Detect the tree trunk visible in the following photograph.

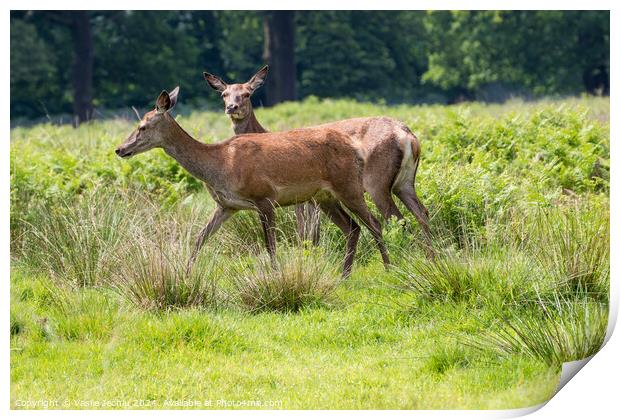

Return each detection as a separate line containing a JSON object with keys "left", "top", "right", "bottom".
{"left": 70, "top": 11, "right": 94, "bottom": 125}
{"left": 262, "top": 11, "right": 296, "bottom": 106}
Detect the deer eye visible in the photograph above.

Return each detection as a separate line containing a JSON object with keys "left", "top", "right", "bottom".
{"left": 139, "top": 126, "right": 145, "bottom": 131}
{"left": 222, "top": 92, "right": 229, "bottom": 98}
{"left": 242, "top": 93, "right": 250, "bottom": 98}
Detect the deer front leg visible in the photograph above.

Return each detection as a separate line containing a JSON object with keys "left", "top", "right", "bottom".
{"left": 187, "top": 205, "right": 235, "bottom": 274}
{"left": 256, "top": 200, "right": 277, "bottom": 267}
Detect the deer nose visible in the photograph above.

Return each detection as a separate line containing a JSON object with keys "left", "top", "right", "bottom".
{"left": 226, "top": 104, "right": 239, "bottom": 112}
{"left": 115, "top": 148, "right": 122, "bottom": 156}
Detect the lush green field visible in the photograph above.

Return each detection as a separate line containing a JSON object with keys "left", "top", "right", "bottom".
{"left": 10, "top": 97, "right": 609, "bottom": 409}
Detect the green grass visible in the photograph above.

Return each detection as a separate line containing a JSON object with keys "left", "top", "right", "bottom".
{"left": 10, "top": 96, "right": 609, "bottom": 409}
{"left": 10, "top": 265, "right": 558, "bottom": 409}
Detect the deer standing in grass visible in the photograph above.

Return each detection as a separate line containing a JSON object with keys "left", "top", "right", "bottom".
{"left": 204, "top": 67, "right": 321, "bottom": 245}
{"left": 115, "top": 87, "right": 390, "bottom": 277}
{"left": 204, "top": 66, "right": 433, "bottom": 255}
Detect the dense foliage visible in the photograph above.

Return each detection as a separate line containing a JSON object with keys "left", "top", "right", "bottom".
{"left": 10, "top": 97, "right": 609, "bottom": 251}
{"left": 10, "top": 11, "right": 609, "bottom": 120}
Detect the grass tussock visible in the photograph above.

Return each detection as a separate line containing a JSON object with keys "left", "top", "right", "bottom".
{"left": 220, "top": 208, "right": 301, "bottom": 253}
{"left": 21, "top": 188, "right": 140, "bottom": 287}
{"left": 125, "top": 311, "right": 246, "bottom": 354}
{"left": 10, "top": 312, "right": 24, "bottom": 337}
{"left": 229, "top": 245, "right": 341, "bottom": 313}
{"left": 39, "top": 286, "right": 118, "bottom": 341}
{"left": 395, "top": 245, "right": 532, "bottom": 304}
{"left": 110, "top": 216, "right": 223, "bottom": 311}
{"left": 529, "top": 202, "right": 609, "bottom": 299}
{"left": 469, "top": 295, "right": 608, "bottom": 367}
{"left": 397, "top": 254, "right": 477, "bottom": 302}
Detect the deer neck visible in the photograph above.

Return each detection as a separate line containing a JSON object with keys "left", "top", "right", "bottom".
{"left": 231, "top": 106, "right": 267, "bottom": 134}
{"left": 161, "top": 117, "right": 225, "bottom": 188}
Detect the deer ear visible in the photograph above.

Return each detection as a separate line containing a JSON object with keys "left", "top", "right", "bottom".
{"left": 203, "top": 72, "right": 227, "bottom": 92}
{"left": 156, "top": 90, "right": 171, "bottom": 113}
{"left": 247, "top": 65, "right": 269, "bottom": 92}
{"left": 168, "top": 86, "right": 180, "bottom": 109}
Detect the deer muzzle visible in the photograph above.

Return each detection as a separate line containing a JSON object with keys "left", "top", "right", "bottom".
{"left": 115, "top": 146, "right": 134, "bottom": 158}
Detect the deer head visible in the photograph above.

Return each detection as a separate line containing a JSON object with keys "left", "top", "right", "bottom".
{"left": 115, "top": 87, "right": 179, "bottom": 158}
{"left": 203, "top": 65, "right": 268, "bottom": 120}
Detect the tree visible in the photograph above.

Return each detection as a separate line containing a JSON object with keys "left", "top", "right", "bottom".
{"left": 70, "top": 11, "right": 94, "bottom": 125}
{"left": 262, "top": 11, "right": 296, "bottom": 105}
{"left": 296, "top": 11, "right": 428, "bottom": 102}
{"left": 421, "top": 11, "right": 610, "bottom": 101}
{"left": 93, "top": 11, "right": 202, "bottom": 110}
{"left": 9, "top": 11, "right": 610, "bottom": 121}
{"left": 21, "top": 11, "right": 94, "bottom": 124}
{"left": 10, "top": 17, "right": 58, "bottom": 119}
{"left": 576, "top": 11, "right": 610, "bottom": 95}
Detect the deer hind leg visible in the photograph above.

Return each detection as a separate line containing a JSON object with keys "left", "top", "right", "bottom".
{"left": 338, "top": 195, "right": 390, "bottom": 269}
{"left": 366, "top": 183, "right": 403, "bottom": 222}
{"left": 187, "top": 205, "right": 235, "bottom": 274}
{"left": 294, "top": 204, "right": 306, "bottom": 243}
{"left": 394, "top": 185, "right": 434, "bottom": 258}
{"left": 256, "top": 200, "right": 277, "bottom": 267}
{"left": 306, "top": 201, "right": 321, "bottom": 246}
{"left": 295, "top": 202, "right": 321, "bottom": 246}
{"left": 318, "top": 200, "right": 360, "bottom": 278}
{"left": 363, "top": 143, "right": 403, "bottom": 222}
{"left": 392, "top": 141, "right": 434, "bottom": 257}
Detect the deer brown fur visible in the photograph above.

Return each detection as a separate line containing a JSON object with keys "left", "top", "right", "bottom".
{"left": 204, "top": 66, "right": 433, "bottom": 255}
{"left": 115, "top": 87, "right": 390, "bottom": 277}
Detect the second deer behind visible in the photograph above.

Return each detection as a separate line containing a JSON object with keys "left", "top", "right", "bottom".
{"left": 204, "top": 65, "right": 434, "bottom": 257}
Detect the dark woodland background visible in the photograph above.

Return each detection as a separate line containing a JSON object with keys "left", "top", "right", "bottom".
{"left": 10, "top": 11, "right": 610, "bottom": 124}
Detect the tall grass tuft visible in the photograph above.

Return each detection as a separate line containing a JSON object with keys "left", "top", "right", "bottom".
{"left": 529, "top": 201, "right": 609, "bottom": 300}
{"left": 468, "top": 294, "right": 608, "bottom": 367}
{"left": 228, "top": 243, "right": 341, "bottom": 313}
{"left": 397, "top": 253, "right": 477, "bottom": 302}
{"left": 395, "top": 235, "right": 538, "bottom": 305}
{"left": 22, "top": 187, "right": 140, "bottom": 287}
{"left": 110, "top": 212, "right": 223, "bottom": 311}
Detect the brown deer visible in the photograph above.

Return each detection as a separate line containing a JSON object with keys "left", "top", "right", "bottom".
{"left": 115, "top": 87, "right": 390, "bottom": 277}
{"left": 204, "top": 66, "right": 320, "bottom": 246}
{"left": 204, "top": 66, "right": 433, "bottom": 255}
